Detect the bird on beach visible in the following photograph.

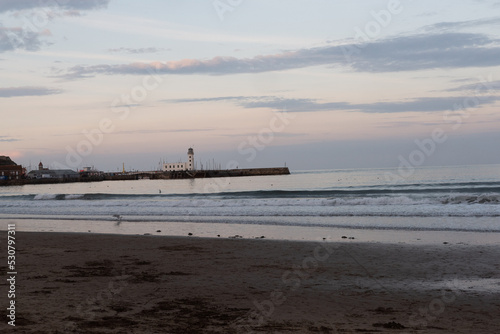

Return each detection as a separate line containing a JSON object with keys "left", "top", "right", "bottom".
{"left": 113, "top": 214, "right": 122, "bottom": 226}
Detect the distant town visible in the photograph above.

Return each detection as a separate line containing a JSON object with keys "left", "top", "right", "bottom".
{"left": 0, "top": 148, "right": 289, "bottom": 186}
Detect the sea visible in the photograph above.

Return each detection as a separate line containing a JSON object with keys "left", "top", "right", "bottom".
{"left": 1, "top": 164, "right": 499, "bottom": 243}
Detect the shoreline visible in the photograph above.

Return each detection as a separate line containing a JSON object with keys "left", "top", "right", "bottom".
{"left": 1, "top": 231, "right": 499, "bottom": 333}
{"left": 1, "top": 217, "right": 500, "bottom": 246}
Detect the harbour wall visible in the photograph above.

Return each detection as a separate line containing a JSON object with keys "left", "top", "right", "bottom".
{"left": 153, "top": 167, "right": 290, "bottom": 179}
{"left": 0, "top": 167, "right": 290, "bottom": 185}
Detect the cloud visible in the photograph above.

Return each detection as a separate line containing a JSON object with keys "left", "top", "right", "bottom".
{"left": 108, "top": 47, "right": 169, "bottom": 54}
{"left": 346, "top": 96, "right": 500, "bottom": 113}
{"left": 0, "top": 86, "right": 63, "bottom": 98}
{"left": 345, "top": 32, "right": 500, "bottom": 72}
{"left": 422, "top": 17, "right": 500, "bottom": 32}
{"left": 111, "top": 128, "right": 214, "bottom": 135}
{"left": 168, "top": 96, "right": 270, "bottom": 104}
{"left": 63, "top": 10, "right": 82, "bottom": 17}
{"left": 447, "top": 79, "right": 500, "bottom": 92}
{"left": 0, "top": 1, "right": 110, "bottom": 53}
{"left": 0, "top": 26, "right": 44, "bottom": 52}
{"left": 221, "top": 132, "right": 305, "bottom": 138}
{"left": 169, "top": 95, "right": 500, "bottom": 114}
{"left": 168, "top": 96, "right": 317, "bottom": 112}
{"left": 59, "top": 32, "right": 500, "bottom": 79}
{"left": 0, "top": 136, "right": 19, "bottom": 142}
{"left": 0, "top": 0, "right": 110, "bottom": 13}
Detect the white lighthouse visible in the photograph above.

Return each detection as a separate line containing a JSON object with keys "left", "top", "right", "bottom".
{"left": 187, "top": 147, "right": 194, "bottom": 171}
{"left": 162, "top": 148, "right": 195, "bottom": 171}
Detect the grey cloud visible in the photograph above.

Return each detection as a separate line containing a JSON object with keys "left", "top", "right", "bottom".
{"left": 112, "top": 128, "right": 214, "bottom": 135}
{"left": 0, "top": 136, "right": 19, "bottom": 142}
{"left": 60, "top": 32, "right": 500, "bottom": 79}
{"left": 108, "top": 47, "right": 169, "bottom": 54}
{"left": 237, "top": 97, "right": 354, "bottom": 112}
{"left": 170, "top": 95, "right": 500, "bottom": 114}
{"left": 351, "top": 96, "right": 500, "bottom": 113}
{"left": 375, "top": 121, "right": 443, "bottom": 128}
{"left": 0, "top": 26, "right": 43, "bottom": 52}
{"left": 63, "top": 10, "right": 82, "bottom": 16}
{"left": 0, "top": 0, "right": 110, "bottom": 13}
{"left": 110, "top": 103, "right": 142, "bottom": 109}
{"left": 451, "top": 78, "right": 477, "bottom": 83}
{"left": 447, "top": 80, "right": 500, "bottom": 92}
{"left": 422, "top": 17, "right": 500, "bottom": 32}
{"left": 345, "top": 32, "right": 500, "bottom": 72}
{"left": 0, "top": 86, "right": 63, "bottom": 98}
{"left": 221, "top": 132, "right": 305, "bottom": 138}
{"left": 168, "top": 96, "right": 270, "bottom": 103}
{"left": 0, "top": 0, "right": 110, "bottom": 53}
{"left": 52, "top": 128, "right": 214, "bottom": 137}
{"left": 168, "top": 96, "right": 323, "bottom": 111}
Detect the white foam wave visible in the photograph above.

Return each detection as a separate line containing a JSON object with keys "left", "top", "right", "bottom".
{"left": 64, "top": 194, "right": 84, "bottom": 200}
{"left": 33, "top": 194, "right": 57, "bottom": 200}
{"left": 121, "top": 195, "right": 499, "bottom": 208}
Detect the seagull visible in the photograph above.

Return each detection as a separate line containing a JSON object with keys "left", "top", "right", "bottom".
{"left": 113, "top": 214, "right": 122, "bottom": 226}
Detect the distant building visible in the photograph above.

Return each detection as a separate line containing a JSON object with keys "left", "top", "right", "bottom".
{"left": 27, "top": 161, "right": 79, "bottom": 179}
{"left": 38, "top": 161, "right": 48, "bottom": 170}
{"left": 162, "top": 148, "right": 194, "bottom": 172}
{"left": 79, "top": 166, "right": 104, "bottom": 179}
{"left": 0, "top": 156, "right": 23, "bottom": 180}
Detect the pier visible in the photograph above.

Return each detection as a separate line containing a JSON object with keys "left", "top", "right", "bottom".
{"left": 0, "top": 150, "right": 290, "bottom": 186}
{"left": 105, "top": 167, "right": 290, "bottom": 180}
{"left": 0, "top": 167, "right": 290, "bottom": 186}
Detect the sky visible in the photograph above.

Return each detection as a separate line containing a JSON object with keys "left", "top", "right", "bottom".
{"left": 1, "top": 0, "right": 500, "bottom": 172}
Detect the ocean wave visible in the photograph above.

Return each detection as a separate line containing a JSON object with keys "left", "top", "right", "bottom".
{"left": 441, "top": 194, "right": 500, "bottom": 204}
{"left": 33, "top": 194, "right": 59, "bottom": 200}
{"left": 32, "top": 194, "right": 85, "bottom": 200}
{"left": 3, "top": 182, "right": 500, "bottom": 202}
{"left": 1, "top": 195, "right": 499, "bottom": 218}
{"left": 17, "top": 192, "right": 500, "bottom": 206}
{"left": 0, "top": 179, "right": 498, "bottom": 221}
{"left": 64, "top": 194, "right": 85, "bottom": 200}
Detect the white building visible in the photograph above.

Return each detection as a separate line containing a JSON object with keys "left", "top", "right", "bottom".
{"left": 162, "top": 148, "right": 194, "bottom": 172}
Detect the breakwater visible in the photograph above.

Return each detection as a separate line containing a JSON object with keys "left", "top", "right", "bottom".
{"left": 107, "top": 167, "right": 290, "bottom": 180}
{"left": 153, "top": 167, "right": 290, "bottom": 179}
{"left": 0, "top": 167, "right": 290, "bottom": 186}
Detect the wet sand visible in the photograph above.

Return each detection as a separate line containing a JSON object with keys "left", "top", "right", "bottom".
{"left": 1, "top": 231, "right": 499, "bottom": 333}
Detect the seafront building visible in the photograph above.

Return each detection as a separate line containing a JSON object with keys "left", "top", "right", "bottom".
{"left": 27, "top": 161, "right": 79, "bottom": 180}
{"left": 162, "top": 148, "right": 195, "bottom": 172}
{"left": 0, "top": 156, "right": 23, "bottom": 180}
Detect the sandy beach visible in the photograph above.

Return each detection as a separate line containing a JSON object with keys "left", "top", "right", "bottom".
{"left": 1, "top": 231, "right": 499, "bottom": 333}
